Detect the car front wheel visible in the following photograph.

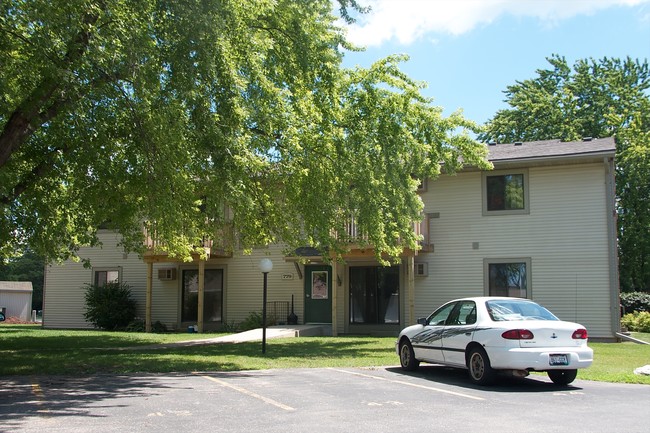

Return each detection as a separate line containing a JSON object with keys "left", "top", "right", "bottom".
{"left": 467, "top": 346, "right": 496, "bottom": 385}
{"left": 547, "top": 369, "right": 577, "bottom": 385}
{"left": 399, "top": 340, "right": 420, "bottom": 371}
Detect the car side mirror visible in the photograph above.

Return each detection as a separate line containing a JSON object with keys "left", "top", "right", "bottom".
{"left": 417, "top": 317, "right": 427, "bottom": 325}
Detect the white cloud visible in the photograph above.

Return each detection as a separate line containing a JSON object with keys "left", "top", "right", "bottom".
{"left": 344, "top": 0, "right": 650, "bottom": 47}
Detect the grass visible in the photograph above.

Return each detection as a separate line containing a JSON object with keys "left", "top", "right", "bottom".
{"left": 1, "top": 325, "right": 649, "bottom": 385}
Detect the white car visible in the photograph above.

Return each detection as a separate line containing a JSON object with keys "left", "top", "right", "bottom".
{"left": 396, "top": 297, "right": 593, "bottom": 385}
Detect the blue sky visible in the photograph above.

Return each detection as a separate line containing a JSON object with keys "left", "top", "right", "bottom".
{"left": 340, "top": 0, "right": 650, "bottom": 125}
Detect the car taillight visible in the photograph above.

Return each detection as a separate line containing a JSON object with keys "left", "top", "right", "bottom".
{"left": 501, "top": 329, "right": 534, "bottom": 340}
{"left": 572, "top": 329, "right": 588, "bottom": 339}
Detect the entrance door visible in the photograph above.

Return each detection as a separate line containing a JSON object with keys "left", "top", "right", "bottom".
{"left": 304, "top": 265, "right": 332, "bottom": 323}
{"left": 182, "top": 268, "right": 223, "bottom": 323}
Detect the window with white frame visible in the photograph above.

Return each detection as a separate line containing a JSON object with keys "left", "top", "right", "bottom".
{"left": 482, "top": 170, "right": 529, "bottom": 215}
{"left": 484, "top": 259, "right": 531, "bottom": 298}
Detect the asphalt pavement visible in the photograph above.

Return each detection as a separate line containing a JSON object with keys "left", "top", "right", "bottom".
{"left": 2, "top": 366, "right": 649, "bottom": 433}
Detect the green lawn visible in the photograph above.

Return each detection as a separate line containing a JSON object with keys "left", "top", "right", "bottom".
{"left": 1, "top": 325, "right": 649, "bottom": 384}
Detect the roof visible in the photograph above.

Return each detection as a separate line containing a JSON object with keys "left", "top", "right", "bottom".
{"left": 0, "top": 281, "right": 33, "bottom": 292}
{"left": 487, "top": 137, "right": 616, "bottom": 163}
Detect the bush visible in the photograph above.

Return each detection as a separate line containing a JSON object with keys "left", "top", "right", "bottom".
{"left": 125, "top": 319, "right": 168, "bottom": 333}
{"left": 620, "top": 292, "right": 650, "bottom": 314}
{"left": 621, "top": 311, "right": 650, "bottom": 333}
{"left": 84, "top": 282, "right": 137, "bottom": 330}
{"left": 238, "top": 311, "right": 276, "bottom": 331}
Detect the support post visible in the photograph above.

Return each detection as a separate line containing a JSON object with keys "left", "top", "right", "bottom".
{"left": 331, "top": 258, "right": 338, "bottom": 337}
{"left": 407, "top": 255, "right": 415, "bottom": 325}
{"left": 146, "top": 261, "right": 153, "bottom": 333}
{"left": 198, "top": 258, "right": 205, "bottom": 333}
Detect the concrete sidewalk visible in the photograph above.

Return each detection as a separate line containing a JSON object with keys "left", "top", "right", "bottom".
{"left": 161, "top": 324, "right": 332, "bottom": 348}
{"left": 121, "top": 325, "right": 331, "bottom": 351}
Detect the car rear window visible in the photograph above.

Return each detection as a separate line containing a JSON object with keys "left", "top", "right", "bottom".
{"left": 486, "top": 300, "right": 558, "bottom": 322}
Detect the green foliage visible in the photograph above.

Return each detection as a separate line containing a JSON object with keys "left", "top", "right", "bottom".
{"left": 620, "top": 291, "right": 650, "bottom": 313}
{"left": 621, "top": 311, "right": 650, "bottom": 333}
{"left": 125, "top": 318, "right": 168, "bottom": 333}
{"left": 480, "top": 55, "right": 650, "bottom": 291}
{"left": 238, "top": 311, "right": 277, "bottom": 331}
{"left": 0, "top": 1, "right": 490, "bottom": 265}
{"left": 83, "top": 282, "right": 137, "bottom": 330}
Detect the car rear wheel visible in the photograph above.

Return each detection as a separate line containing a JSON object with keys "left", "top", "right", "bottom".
{"left": 467, "top": 347, "right": 496, "bottom": 385}
{"left": 399, "top": 340, "right": 420, "bottom": 371}
{"left": 547, "top": 369, "right": 577, "bottom": 385}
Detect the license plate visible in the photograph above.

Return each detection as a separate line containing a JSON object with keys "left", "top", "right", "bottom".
{"left": 549, "top": 354, "right": 569, "bottom": 366}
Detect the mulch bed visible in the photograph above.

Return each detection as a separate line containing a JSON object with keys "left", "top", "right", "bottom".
{"left": 1, "top": 316, "right": 35, "bottom": 324}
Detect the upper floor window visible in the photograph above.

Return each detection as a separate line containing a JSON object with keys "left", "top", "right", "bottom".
{"left": 482, "top": 170, "right": 529, "bottom": 215}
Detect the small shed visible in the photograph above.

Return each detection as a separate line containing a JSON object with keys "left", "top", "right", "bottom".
{"left": 0, "top": 281, "right": 33, "bottom": 322}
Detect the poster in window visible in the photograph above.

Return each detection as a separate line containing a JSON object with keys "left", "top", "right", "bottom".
{"left": 311, "top": 271, "right": 328, "bottom": 299}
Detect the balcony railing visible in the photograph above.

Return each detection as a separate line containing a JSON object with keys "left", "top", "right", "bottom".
{"left": 143, "top": 223, "right": 234, "bottom": 259}
{"left": 336, "top": 215, "right": 427, "bottom": 252}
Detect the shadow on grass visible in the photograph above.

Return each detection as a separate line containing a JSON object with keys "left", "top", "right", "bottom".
{"left": 1, "top": 331, "right": 396, "bottom": 376}
{"left": 0, "top": 325, "right": 177, "bottom": 351}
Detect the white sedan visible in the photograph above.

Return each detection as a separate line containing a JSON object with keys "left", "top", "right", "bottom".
{"left": 396, "top": 297, "right": 593, "bottom": 385}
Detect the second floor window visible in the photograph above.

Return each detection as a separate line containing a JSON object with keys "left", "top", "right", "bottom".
{"left": 483, "top": 170, "right": 529, "bottom": 215}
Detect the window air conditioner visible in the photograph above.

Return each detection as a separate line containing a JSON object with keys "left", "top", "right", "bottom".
{"left": 157, "top": 268, "right": 177, "bottom": 281}
{"left": 415, "top": 262, "right": 428, "bottom": 277}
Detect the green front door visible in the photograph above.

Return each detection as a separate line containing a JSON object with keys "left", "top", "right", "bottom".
{"left": 304, "top": 265, "right": 332, "bottom": 323}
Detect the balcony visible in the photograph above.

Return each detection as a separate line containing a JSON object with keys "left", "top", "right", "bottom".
{"left": 142, "top": 224, "right": 234, "bottom": 263}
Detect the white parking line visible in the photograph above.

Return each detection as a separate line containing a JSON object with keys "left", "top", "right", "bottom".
{"left": 330, "top": 368, "right": 485, "bottom": 401}
{"left": 198, "top": 374, "right": 296, "bottom": 412}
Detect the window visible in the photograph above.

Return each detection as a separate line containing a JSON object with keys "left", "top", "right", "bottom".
{"left": 484, "top": 259, "right": 531, "bottom": 298}
{"left": 482, "top": 170, "right": 529, "bottom": 215}
{"left": 182, "top": 269, "right": 224, "bottom": 323}
{"left": 94, "top": 268, "right": 120, "bottom": 286}
{"left": 349, "top": 266, "right": 399, "bottom": 324}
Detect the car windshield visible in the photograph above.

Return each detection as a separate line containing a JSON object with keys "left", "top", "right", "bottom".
{"left": 486, "top": 299, "right": 558, "bottom": 322}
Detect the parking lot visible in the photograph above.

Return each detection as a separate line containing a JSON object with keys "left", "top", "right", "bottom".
{"left": 2, "top": 366, "right": 650, "bottom": 433}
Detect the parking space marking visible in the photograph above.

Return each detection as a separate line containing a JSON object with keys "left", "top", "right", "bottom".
{"left": 198, "top": 375, "right": 296, "bottom": 412}
{"left": 331, "top": 369, "right": 485, "bottom": 401}
{"left": 30, "top": 381, "right": 50, "bottom": 414}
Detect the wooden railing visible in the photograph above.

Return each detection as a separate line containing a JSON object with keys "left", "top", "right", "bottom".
{"left": 143, "top": 223, "right": 234, "bottom": 258}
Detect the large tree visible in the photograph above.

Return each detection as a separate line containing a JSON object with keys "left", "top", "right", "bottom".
{"left": 480, "top": 55, "right": 650, "bottom": 291}
{"left": 0, "top": 0, "right": 489, "bottom": 264}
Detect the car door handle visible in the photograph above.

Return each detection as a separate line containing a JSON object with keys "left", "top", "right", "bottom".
{"left": 465, "top": 332, "right": 472, "bottom": 336}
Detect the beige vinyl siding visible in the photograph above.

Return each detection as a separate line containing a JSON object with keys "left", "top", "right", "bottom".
{"left": 416, "top": 162, "right": 615, "bottom": 338}
{"left": 44, "top": 231, "right": 137, "bottom": 328}
{"left": 221, "top": 245, "right": 303, "bottom": 325}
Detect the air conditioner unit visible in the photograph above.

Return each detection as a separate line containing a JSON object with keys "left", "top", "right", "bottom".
{"left": 415, "top": 262, "right": 428, "bottom": 277}
{"left": 157, "top": 268, "right": 177, "bottom": 281}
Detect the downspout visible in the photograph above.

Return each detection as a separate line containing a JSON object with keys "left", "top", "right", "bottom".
{"left": 605, "top": 156, "right": 620, "bottom": 338}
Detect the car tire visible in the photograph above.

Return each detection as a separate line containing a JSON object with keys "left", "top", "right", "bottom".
{"left": 547, "top": 369, "right": 578, "bottom": 385}
{"left": 467, "top": 346, "right": 496, "bottom": 385}
{"left": 399, "top": 340, "right": 420, "bottom": 371}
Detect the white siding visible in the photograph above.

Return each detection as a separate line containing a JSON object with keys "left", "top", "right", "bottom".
{"left": 0, "top": 282, "right": 33, "bottom": 321}
{"left": 415, "top": 162, "right": 616, "bottom": 338}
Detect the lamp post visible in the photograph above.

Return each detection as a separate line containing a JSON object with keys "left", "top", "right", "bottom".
{"left": 259, "top": 258, "right": 273, "bottom": 354}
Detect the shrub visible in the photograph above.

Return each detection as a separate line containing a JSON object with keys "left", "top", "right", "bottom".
{"left": 84, "top": 282, "right": 137, "bottom": 330}
{"left": 125, "top": 318, "right": 168, "bottom": 333}
{"left": 621, "top": 311, "right": 650, "bottom": 333}
{"left": 620, "top": 292, "right": 650, "bottom": 314}
{"left": 238, "top": 311, "right": 276, "bottom": 331}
